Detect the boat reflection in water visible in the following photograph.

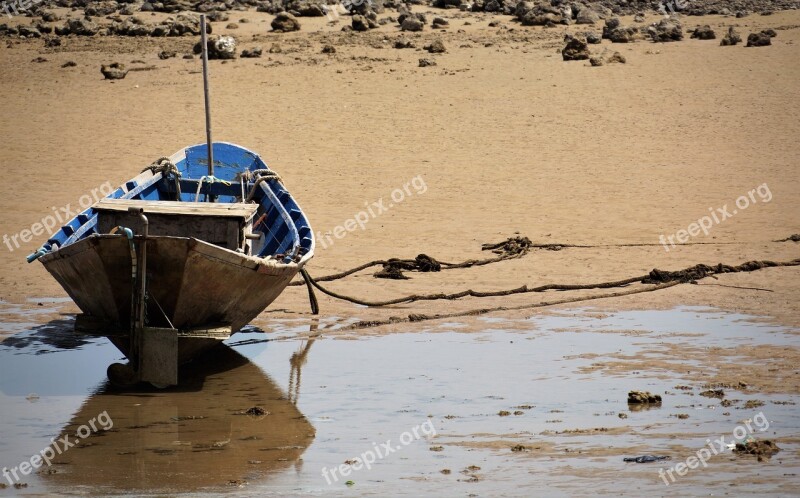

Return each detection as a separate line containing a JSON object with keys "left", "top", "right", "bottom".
{"left": 42, "top": 343, "right": 316, "bottom": 494}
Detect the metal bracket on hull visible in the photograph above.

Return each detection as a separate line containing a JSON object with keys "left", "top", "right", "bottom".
{"left": 139, "top": 327, "right": 178, "bottom": 387}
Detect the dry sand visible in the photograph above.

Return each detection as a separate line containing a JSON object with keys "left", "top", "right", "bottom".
{"left": 3, "top": 9, "right": 797, "bottom": 331}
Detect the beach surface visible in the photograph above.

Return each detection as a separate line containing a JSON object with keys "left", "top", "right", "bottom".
{"left": 0, "top": 6, "right": 798, "bottom": 496}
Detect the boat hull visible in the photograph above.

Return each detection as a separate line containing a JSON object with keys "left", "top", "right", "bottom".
{"left": 40, "top": 234, "right": 298, "bottom": 360}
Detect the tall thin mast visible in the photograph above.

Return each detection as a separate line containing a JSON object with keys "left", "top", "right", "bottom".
{"left": 200, "top": 14, "right": 214, "bottom": 192}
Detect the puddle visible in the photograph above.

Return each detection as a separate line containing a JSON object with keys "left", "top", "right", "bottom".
{"left": 0, "top": 305, "right": 798, "bottom": 496}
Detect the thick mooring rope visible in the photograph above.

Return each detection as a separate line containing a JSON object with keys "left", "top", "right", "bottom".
{"left": 290, "top": 235, "right": 799, "bottom": 328}
{"left": 289, "top": 236, "right": 762, "bottom": 285}
{"left": 142, "top": 157, "right": 181, "bottom": 199}
{"left": 346, "top": 281, "right": 683, "bottom": 329}
{"left": 303, "top": 258, "right": 799, "bottom": 309}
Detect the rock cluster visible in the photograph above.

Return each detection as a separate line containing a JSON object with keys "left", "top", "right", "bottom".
{"left": 647, "top": 17, "right": 683, "bottom": 42}
{"left": 100, "top": 62, "right": 128, "bottom": 79}
{"left": 691, "top": 25, "right": 716, "bottom": 39}
{"left": 720, "top": 26, "right": 743, "bottom": 45}
{"left": 193, "top": 35, "right": 237, "bottom": 59}
{"left": 562, "top": 34, "right": 589, "bottom": 60}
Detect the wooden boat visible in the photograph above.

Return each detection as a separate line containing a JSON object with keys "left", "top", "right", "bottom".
{"left": 27, "top": 142, "right": 314, "bottom": 386}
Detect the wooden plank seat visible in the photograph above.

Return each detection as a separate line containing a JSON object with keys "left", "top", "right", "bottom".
{"left": 94, "top": 199, "right": 258, "bottom": 251}
{"left": 94, "top": 198, "right": 258, "bottom": 219}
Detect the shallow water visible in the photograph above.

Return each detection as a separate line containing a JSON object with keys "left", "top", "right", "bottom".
{"left": 0, "top": 305, "right": 798, "bottom": 496}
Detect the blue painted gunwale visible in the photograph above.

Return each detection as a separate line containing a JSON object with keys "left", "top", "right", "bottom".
{"left": 29, "top": 142, "right": 314, "bottom": 265}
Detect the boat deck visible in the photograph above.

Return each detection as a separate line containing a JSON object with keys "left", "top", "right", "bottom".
{"left": 94, "top": 198, "right": 258, "bottom": 219}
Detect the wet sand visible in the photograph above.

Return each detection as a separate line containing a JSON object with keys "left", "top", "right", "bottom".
{"left": 0, "top": 4, "right": 799, "bottom": 497}
{"left": 1, "top": 308, "right": 799, "bottom": 495}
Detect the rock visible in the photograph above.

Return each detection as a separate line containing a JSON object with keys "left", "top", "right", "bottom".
{"left": 633, "top": 13, "right": 645, "bottom": 22}
{"left": 101, "top": 62, "right": 128, "bottom": 80}
{"left": 418, "top": 58, "right": 436, "bottom": 67}
{"left": 226, "top": 23, "right": 239, "bottom": 29}
{"left": 608, "top": 27, "right": 637, "bottom": 43}
{"left": 44, "top": 36, "right": 61, "bottom": 48}
{"left": 607, "top": 51, "right": 626, "bottom": 63}
{"left": 193, "top": 35, "right": 237, "bottom": 59}
{"left": 183, "top": 53, "right": 194, "bottom": 59}
{"left": 18, "top": 26, "right": 42, "bottom": 38}
{"left": 576, "top": 6, "right": 599, "bottom": 25}
{"left": 85, "top": 1, "right": 119, "bottom": 17}
{"left": 41, "top": 11, "right": 60, "bottom": 22}
{"left": 761, "top": 28, "right": 777, "bottom": 37}
{"left": 352, "top": 15, "right": 370, "bottom": 31}
{"left": 271, "top": 12, "right": 300, "bottom": 32}
{"left": 245, "top": 406, "right": 267, "bottom": 416}
{"left": 394, "top": 36, "right": 415, "bottom": 48}
{"left": 520, "top": 12, "right": 560, "bottom": 27}
{"left": 148, "top": 0, "right": 193, "bottom": 13}
{"left": 57, "top": 18, "right": 99, "bottom": 36}
{"left": 561, "top": 35, "right": 589, "bottom": 61}
{"left": 648, "top": 17, "right": 683, "bottom": 42}
{"left": 241, "top": 46, "right": 262, "bottom": 58}
{"left": 432, "top": 17, "right": 449, "bottom": 28}
{"left": 691, "top": 25, "right": 715, "bottom": 40}
{"left": 589, "top": 56, "right": 603, "bottom": 66}
{"left": 35, "top": 22, "right": 52, "bottom": 35}
{"left": 699, "top": 389, "right": 725, "bottom": 398}
{"left": 321, "top": 44, "right": 335, "bottom": 54}
{"left": 169, "top": 14, "right": 204, "bottom": 36}
{"left": 295, "top": 3, "right": 326, "bottom": 17}
{"left": 424, "top": 38, "right": 446, "bottom": 53}
{"left": 433, "top": 0, "right": 464, "bottom": 7}
{"left": 150, "top": 24, "right": 170, "bottom": 37}
{"left": 586, "top": 32, "right": 601, "bottom": 44}
{"left": 517, "top": 2, "right": 566, "bottom": 26}
{"left": 158, "top": 50, "right": 176, "bottom": 59}
{"left": 348, "top": 0, "right": 382, "bottom": 16}
{"left": 207, "top": 10, "right": 229, "bottom": 22}
{"left": 398, "top": 10, "right": 426, "bottom": 25}
{"left": 733, "top": 439, "right": 781, "bottom": 459}
{"left": 32, "top": 56, "right": 47, "bottom": 63}
{"left": 401, "top": 17, "right": 424, "bottom": 32}
{"left": 746, "top": 32, "right": 771, "bottom": 46}
{"left": 627, "top": 391, "right": 662, "bottom": 404}
{"left": 602, "top": 17, "right": 620, "bottom": 38}
{"left": 268, "top": 43, "right": 282, "bottom": 53}
{"left": 61, "top": 60, "right": 77, "bottom": 68}
{"left": 112, "top": 17, "right": 154, "bottom": 36}
{"left": 720, "top": 26, "right": 741, "bottom": 45}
